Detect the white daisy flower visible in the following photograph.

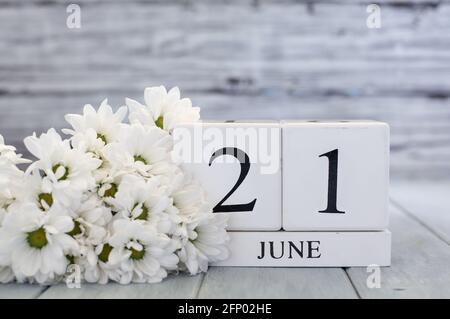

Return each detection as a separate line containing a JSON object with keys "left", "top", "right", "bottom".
{"left": 102, "top": 124, "right": 175, "bottom": 179}
{"left": 63, "top": 99, "right": 127, "bottom": 145}
{"left": 70, "top": 128, "right": 107, "bottom": 157}
{"left": 62, "top": 194, "right": 114, "bottom": 282}
{"left": 0, "top": 204, "right": 78, "bottom": 283}
{"left": 24, "top": 128, "right": 101, "bottom": 205}
{"left": 97, "top": 175, "right": 121, "bottom": 201}
{"left": 68, "top": 128, "right": 114, "bottom": 183}
{"left": 0, "top": 265, "right": 14, "bottom": 283}
{"left": 11, "top": 171, "right": 70, "bottom": 214}
{"left": 127, "top": 86, "right": 200, "bottom": 132}
{"left": 171, "top": 180, "right": 211, "bottom": 217}
{"left": 81, "top": 241, "right": 122, "bottom": 284}
{"left": 0, "top": 176, "right": 19, "bottom": 212}
{"left": 65, "top": 194, "right": 112, "bottom": 246}
{"left": 0, "top": 134, "right": 30, "bottom": 166}
{"left": 177, "top": 213, "right": 229, "bottom": 275}
{"left": 107, "top": 174, "right": 175, "bottom": 233}
{"left": 0, "top": 135, "right": 29, "bottom": 210}
{"left": 108, "top": 219, "right": 179, "bottom": 284}
{"left": 70, "top": 194, "right": 112, "bottom": 229}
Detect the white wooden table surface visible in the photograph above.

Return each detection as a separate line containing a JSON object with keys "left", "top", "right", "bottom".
{"left": 0, "top": 181, "right": 448, "bottom": 299}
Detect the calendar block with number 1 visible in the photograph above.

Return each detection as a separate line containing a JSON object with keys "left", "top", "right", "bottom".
{"left": 282, "top": 120, "right": 389, "bottom": 231}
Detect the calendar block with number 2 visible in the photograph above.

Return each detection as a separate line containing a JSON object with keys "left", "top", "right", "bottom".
{"left": 173, "top": 121, "right": 281, "bottom": 231}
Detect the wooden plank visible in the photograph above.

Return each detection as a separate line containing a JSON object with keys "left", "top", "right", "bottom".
{"left": 198, "top": 267, "right": 358, "bottom": 298}
{"left": 38, "top": 273, "right": 204, "bottom": 299}
{"left": 0, "top": 284, "right": 47, "bottom": 299}
{"left": 0, "top": 2, "right": 450, "bottom": 97}
{"left": 346, "top": 204, "right": 450, "bottom": 298}
{"left": 390, "top": 181, "right": 450, "bottom": 244}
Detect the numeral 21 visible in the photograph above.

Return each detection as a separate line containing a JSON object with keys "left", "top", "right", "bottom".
{"left": 210, "top": 147, "right": 345, "bottom": 215}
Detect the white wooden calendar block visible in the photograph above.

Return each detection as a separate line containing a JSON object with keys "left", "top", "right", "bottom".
{"left": 213, "top": 230, "right": 391, "bottom": 267}
{"left": 173, "top": 121, "right": 281, "bottom": 230}
{"left": 282, "top": 120, "right": 389, "bottom": 231}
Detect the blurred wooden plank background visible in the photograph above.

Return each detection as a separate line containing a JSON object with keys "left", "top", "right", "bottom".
{"left": 0, "top": 0, "right": 449, "bottom": 179}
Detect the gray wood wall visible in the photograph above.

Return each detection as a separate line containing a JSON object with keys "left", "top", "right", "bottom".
{"left": 1, "top": 0, "right": 449, "bottom": 180}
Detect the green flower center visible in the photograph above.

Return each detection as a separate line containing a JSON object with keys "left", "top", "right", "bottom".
{"left": 26, "top": 227, "right": 48, "bottom": 249}
{"left": 38, "top": 193, "right": 53, "bottom": 209}
{"left": 52, "top": 163, "right": 69, "bottom": 181}
{"left": 133, "top": 155, "right": 147, "bottom": 164}
{"left": 155, "top": 116, "right": 164, "bottom": 129}
{"left": 96, "top": 133, "right": 107, "bottom": 144}
{"left": 98, "top": 243, "right": 113, "bottom": 263}
{"left": 66, "top": 255, "right": 75, "bottom": 265}
{"left": 133, "top": 203, "right": 149, "bottom": 220}
{"left": 129, "top": 246, "right": 145, "bottom": 260}
{"left": 103, "top": 183, "right": 118, "bottom": 198}
{"left": 67, "top": 220, "right": 82, "bottom": 237}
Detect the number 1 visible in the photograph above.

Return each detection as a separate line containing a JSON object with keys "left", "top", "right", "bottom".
{"left": 319, "top": 149, "right": 345, "bottom": 214}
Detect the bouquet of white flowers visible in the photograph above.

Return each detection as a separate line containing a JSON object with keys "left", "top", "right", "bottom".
{"left": 0, "top": 86, "right": 229, "bottom": 284}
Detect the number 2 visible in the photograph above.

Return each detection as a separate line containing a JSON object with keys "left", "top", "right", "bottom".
{"left": 209, "top": 147, "right": 257, "bottom": 213}
{"left": 319, "top": 149, "right": 345, "bottom": 214}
